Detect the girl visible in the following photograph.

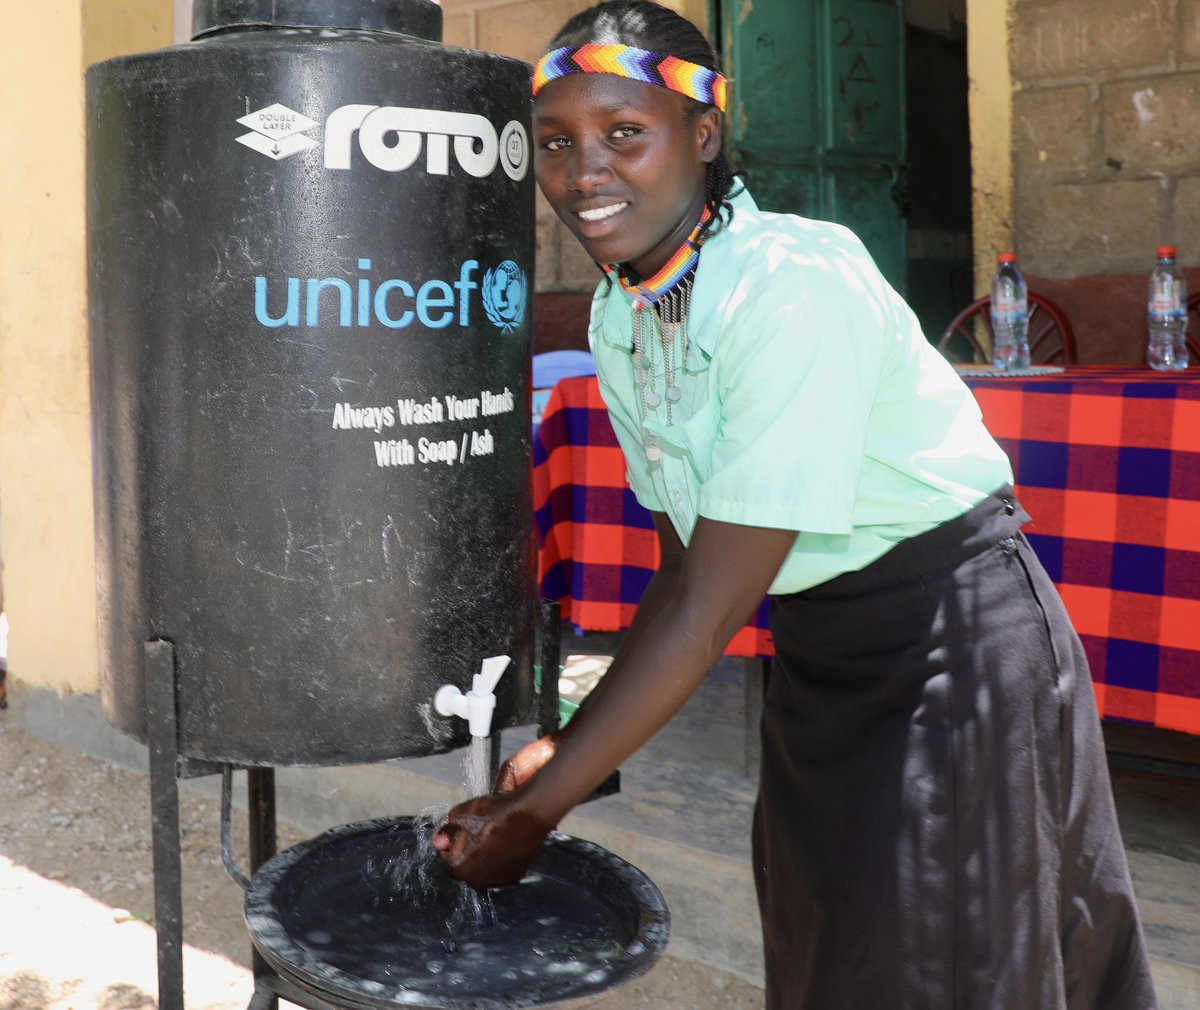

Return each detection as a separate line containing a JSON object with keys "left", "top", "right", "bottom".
{"left": 435, "top": 3, "right": 1157, "bottom": 1006}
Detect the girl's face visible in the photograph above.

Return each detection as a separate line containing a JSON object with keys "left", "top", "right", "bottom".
{"left": 534, "top": 73, "right": 721, "bottom": 279}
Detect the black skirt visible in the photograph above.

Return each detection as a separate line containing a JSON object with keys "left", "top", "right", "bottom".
{"left": 754, "top": 488, "right": 1157, "bottom": 1009}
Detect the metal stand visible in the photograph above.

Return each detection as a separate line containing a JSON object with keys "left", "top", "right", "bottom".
{"left": 143, "top": 608, "right": 585, "bottom": 1010}
{"left": 226, "top": 766, "right": 282, "bottom": 1010}
{"left": 143, "top": 638, "right": 289, "bottom": 1010}
{"left": 538, "top": 599, "right": 562, "bottom": 739}
{"left": 144, "top": 640, "right": 185, "bottom": 1010}
{"left": 744, "top": 658, "right": 770, "bottom": 782}
{"left": 247, "top": 767, "right": 278, "bottom": 1004}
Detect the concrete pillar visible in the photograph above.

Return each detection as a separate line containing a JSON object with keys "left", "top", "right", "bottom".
{"left": 174, "top": 0, "right": 193, "bottom": 43}
{"left": 966, "top": 0, "right": 1014, "bottom": 295}
{"left": 0, "top": 1, "right": 172, "bottom": 696}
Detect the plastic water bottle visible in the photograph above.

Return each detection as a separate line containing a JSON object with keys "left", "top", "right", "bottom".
{"left": 1147, "top": 245, "right": 1188, "bottom": 371}
{"left": 990, "top": 252, "right": 1031, "bottom": 370}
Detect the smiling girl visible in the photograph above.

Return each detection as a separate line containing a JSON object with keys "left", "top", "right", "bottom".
{"left": 433, "top": 3, "right": 1157, "bottom": 1006}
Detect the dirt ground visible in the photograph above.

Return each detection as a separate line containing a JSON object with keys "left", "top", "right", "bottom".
{"left": 0, "top": 716, "right": 766, "bottom": 1010}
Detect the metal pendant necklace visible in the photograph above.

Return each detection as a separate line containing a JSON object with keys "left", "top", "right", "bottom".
{"left": 631, "top": 271, "right": 696, "bottom": 461}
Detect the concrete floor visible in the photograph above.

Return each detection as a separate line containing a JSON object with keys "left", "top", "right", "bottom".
{"left": 9, "top": 630, "right": 1200, "bottom": 1006}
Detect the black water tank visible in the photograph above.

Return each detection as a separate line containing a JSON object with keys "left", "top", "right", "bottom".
{"left": 87, "top": 0, "right": 536, "bottom": 766}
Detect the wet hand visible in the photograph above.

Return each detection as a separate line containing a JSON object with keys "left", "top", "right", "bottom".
{"left": 432, "top": 791, "right": 554, "bottom": 890}
{"left": 493, "top": 732, "right": 565, "bottom": 793}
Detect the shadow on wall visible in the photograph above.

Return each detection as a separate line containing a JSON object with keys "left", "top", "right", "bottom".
{"left": 535, "top": 292, "right": 592, "bottom": 354}
{"left": 1026, "top": 267, "right": 1200, "bottom": 365}
{"left": 1, "top": 613, "right": 8, "bottom": 709}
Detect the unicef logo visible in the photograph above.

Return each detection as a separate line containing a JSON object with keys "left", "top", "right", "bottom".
{"left": 482, "top": 261, "right": 528, "bottom": 333}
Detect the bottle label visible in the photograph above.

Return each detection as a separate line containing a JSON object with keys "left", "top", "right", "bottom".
{"left": 1150, "top": 275, "right": 1183, "bottom": 315}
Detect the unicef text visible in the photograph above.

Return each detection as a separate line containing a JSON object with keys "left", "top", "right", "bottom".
{"left": 252, "top": 255, "right": 526, "bottom": 470}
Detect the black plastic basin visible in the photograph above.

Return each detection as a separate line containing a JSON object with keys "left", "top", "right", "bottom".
{"left": 244, "top": 815, "right": 670, "bottom": 1009}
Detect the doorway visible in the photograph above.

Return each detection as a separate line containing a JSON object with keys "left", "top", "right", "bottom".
{"left": 712, "top": 0, "right": 972, "bottom": 341}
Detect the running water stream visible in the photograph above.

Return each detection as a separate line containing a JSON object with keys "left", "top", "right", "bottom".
{"left": 378, "top": 735, "right": 499, "bottom": 947}
{"left": 465, "top": 734, "right": 490, "bottom": 798}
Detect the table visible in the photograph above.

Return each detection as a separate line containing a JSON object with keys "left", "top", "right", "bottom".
{"left": 963, "top": 365, "right": 1200, "bottom": 735}
{"left": 532, "top": 368, "right": 1200, "bottom": 735}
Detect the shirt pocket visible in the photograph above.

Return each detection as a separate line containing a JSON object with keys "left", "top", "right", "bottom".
{"left": 644, "top": 393, "right": 722, "bottom": 484}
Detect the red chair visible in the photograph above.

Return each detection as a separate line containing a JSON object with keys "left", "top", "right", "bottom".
{"left": 1187, "top": 291, "right": 1200, "bottom": 363}
{"left": 937, "top": 293, "right": 1077, "bottom": 365}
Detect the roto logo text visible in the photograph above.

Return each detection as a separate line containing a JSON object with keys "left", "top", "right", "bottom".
{"left": 324, "top": 105, "right": 529, "bottom": 181}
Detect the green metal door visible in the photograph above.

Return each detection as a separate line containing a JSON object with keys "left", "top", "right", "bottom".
{"left": 714, "top": 0, "right": 907, "bottom": 291}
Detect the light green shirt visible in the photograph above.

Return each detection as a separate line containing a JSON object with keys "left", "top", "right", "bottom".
{"left": 588, "top": 188, "right": 1014, "bottom": 594}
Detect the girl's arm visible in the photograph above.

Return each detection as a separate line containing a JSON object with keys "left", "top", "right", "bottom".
{"left": 433, "top": 514, "right": 796, "bottom": 888}
{"left": 490, "top": 511, "right": 686, "bottom": 793}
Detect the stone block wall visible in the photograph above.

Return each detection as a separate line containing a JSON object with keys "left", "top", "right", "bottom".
{"left": 1010, "top": 0, "right": 1200, "bottom": 361}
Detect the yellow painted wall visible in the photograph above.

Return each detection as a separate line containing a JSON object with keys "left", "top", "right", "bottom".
{"left": 83, "top": 1, "right": 173, "bottom": 68}
{"left": 0, "top": 1, "right": 172, "bottom": 695}
{"left": 965, "top": 0, "right": 1014, "bottom": 296}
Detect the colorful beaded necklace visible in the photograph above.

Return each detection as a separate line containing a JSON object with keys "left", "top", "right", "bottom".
{"left": 607, "top": 205, "right": 714, "bottom": 461}
{"left": 603, "top": 204, "right": 713, "bottom": 308}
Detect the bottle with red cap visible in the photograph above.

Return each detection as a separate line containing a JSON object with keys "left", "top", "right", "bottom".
{"left": 990, "top": 252, "right": 1030, "bottom": 370}
{"left": 1147, "top": 245, "right": 1188, "bottom": 370}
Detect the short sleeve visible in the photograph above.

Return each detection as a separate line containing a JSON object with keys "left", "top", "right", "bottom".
{"left": 697, "top": 256, "right": 888, "bottom": 534}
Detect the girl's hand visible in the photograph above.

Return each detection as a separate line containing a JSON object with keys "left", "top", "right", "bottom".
{"left": 432, "top": 791, "right": 554, "bottom": 889}
{"left": 493, "top": 731, "right": 566, "bottom": 793}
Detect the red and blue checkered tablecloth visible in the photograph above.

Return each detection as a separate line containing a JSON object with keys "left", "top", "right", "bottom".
{"left": 533, "top": 367, "right": 1200, "bottom": 734}
{"left": 962, "top": 365, "right": 1200, "bottom": 735}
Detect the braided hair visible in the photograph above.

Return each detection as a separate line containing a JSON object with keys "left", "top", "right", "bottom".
{"left": 545, "top": 1, "right": 743, "bottom": 233}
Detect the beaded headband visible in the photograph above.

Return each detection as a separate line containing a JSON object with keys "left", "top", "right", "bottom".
{"left": 532, "top": 44, "right": 728, "bottom": 112}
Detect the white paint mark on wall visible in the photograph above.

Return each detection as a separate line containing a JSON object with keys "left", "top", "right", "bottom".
{"left": 1132, "top": 88, "right": 1160, "bottom": 126}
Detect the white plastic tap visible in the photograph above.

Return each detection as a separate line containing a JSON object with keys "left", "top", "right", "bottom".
{"left": 433, "top": 655, "right": 511, "bottom": 738}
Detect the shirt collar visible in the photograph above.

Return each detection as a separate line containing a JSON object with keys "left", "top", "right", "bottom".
{"left": 594, "top": 186, "right": 759, "bottom": 358}
{"left": 688, "top": 186, "right": 757, "bottom": 361}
